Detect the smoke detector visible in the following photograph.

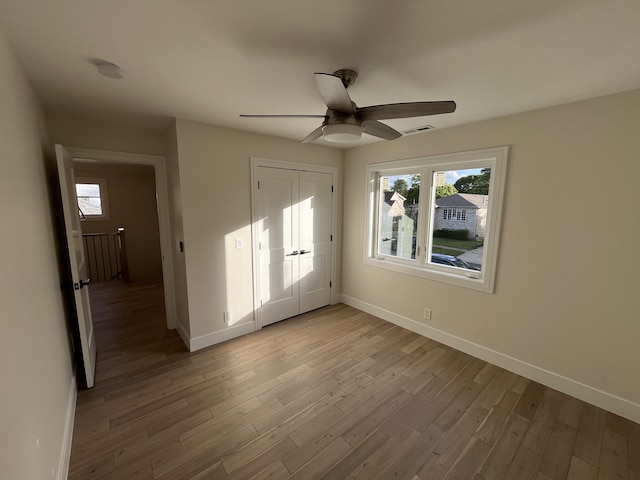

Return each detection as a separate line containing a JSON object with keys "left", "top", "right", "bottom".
{"left": 95, "top": 61, "right": 124, "bottom": 79}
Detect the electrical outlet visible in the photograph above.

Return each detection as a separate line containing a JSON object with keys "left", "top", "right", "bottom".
{"left": 235, "top": 237, "right": 244, "bottom": 249}
{"left": 423, "top": 308, "right": 432, "bottom": 321}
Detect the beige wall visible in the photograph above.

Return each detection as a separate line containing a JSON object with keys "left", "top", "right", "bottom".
{"left": 174, "top": 119, "right": 343, "bottom": 341}
{"left": 74, "top": 163, "right": 163, "bottom": 282}
{"left": 0, "top": 30, "right": 75, "bottom": 479}
{"left": 47, "top": 112, "right": 166, "bottom": 156}
{"left": 343, "top": 89, "right": 640, "bottom": 418}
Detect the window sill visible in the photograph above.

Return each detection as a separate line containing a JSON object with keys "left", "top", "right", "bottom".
{"left": 364, "top": 256, "right": 494, "bottom": 293}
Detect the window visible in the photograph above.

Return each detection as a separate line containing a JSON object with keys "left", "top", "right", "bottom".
{"left": 75, "top": 177, "right": 110, "bottom": 220}
{"left": 376, "top": 172, "right": 420, "bottom": 261}
{"left": 365, "top": 146, "right": 508, "bottom": 292}
{"left": 442, "top": 208, "right": 466, "bottom": 221}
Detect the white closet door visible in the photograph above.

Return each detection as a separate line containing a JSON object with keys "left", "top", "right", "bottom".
{"left": 255, "top": 167, "right": 300, "bottom": 326}
{"left": 299, "top": 171, "right": 332, "bottom": 313}
{"left": 255, "top": 166, "right": 333, "bottom": 327}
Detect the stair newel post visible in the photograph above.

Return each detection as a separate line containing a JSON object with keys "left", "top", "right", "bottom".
{"left": 117, "top": 227, "right": 130, "bottom": 283}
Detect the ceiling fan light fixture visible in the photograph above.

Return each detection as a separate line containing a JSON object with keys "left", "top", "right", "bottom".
{"left": 322, "top": 123, "right": 362, "bottom": 142}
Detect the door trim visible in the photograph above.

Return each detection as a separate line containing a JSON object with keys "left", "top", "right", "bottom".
{"left": 251, "top": 157, "right": 338, "bottom": 329}
{"left": 64, "top": 146, "right": 177, "bottom": 330}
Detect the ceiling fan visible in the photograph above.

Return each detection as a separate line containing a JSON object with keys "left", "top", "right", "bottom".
{"left": 240, "top": 69, "right": 456, "bottom": 144}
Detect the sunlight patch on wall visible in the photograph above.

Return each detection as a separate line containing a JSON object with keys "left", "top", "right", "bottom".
{"left": 224, "top": 225, "right": 254, "bottom": 326}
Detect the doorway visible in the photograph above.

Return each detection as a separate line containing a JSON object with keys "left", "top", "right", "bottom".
{"left": 252, "top": 159, "right": 337, "bottom": 328}
{"left": 65, "top": 147, "right": 177, "bottom": 329}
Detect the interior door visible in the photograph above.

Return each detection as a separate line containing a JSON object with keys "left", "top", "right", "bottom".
{"left": 55, "top": 144, "right": 97, "bottom": 388}
{"left": 255, "top": 166, "right": 333, "bottom": 327}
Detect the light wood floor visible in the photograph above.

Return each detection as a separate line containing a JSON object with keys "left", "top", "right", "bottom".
{"left": 69, "top": 280, "right": 640, "bottom": 480}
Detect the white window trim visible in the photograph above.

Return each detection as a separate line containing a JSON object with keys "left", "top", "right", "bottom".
{"left": 75, "top": 176, "right": 110, "bottom": 221}
{"left": 364, "top": 146, "right": 508, "bottom": 293}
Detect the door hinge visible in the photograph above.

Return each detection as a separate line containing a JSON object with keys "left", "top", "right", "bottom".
{"left": 259, "top": 242, "right": 262, "bottom": 250}
{"left": 330, "top": 234, "right": 333, "bottom": 241}
{"left": 331, "top": 185, "right": 334, "bottom": 193}
{"left": 329, "top": 281, "right": 332, "bottom": 288}
{"left": 257, "top": 180, "right": 260, "bottom": 189}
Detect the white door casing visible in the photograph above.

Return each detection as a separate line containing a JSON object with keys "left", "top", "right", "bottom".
{"left": 55, "top": 144, "right": 97, "bottom": 388}
{"left": 252, "top": 160, "right": 336, "bottom": 328}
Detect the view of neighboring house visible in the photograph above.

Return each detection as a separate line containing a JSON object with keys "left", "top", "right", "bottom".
{"left": 434, "top": 193, "right": 488, "bottom": 239}
{"left": 379, "top": 191, "right": 489, "bottom": 257}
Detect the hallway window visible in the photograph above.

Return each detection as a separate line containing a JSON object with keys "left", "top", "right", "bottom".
{"left": 76, "top": 177, "right": 110, "bottom": 220}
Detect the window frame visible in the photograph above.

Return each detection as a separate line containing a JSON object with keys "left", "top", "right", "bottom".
{"left": 75, "top": 177, "right": 110, "bottom": 221}
{"left": 373, "top": 167, "right": 423, "bottom": 266}
{"left": 364, "top": 146, "right": 508, "bottom": 293}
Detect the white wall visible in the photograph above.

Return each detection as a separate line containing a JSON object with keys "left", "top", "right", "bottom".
{"left": 173, "top": 119, "right": 343, "bottom": 346}
{"left": 0, "top": 30, "right": 75, "bottom": 479}
{"left": 342, "top": 89, "right": 640, "bottom": 421}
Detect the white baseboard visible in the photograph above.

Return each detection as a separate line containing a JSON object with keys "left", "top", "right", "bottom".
{"left": 57, "top": 375, "right": 77, "bottom": 480}
{"left": 189, "top": 321, "right": 257, "bottom": 352}
{"left": 341, "top": 295, "right": 640, "bottom": 424}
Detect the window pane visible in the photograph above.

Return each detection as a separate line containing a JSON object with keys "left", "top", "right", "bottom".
{"left": 377, "top": 173, "right": 420, "bottom": 260}
{"left": 76, "top": 182, "right": 104, "bottom": 216}
{"left": 76, "top": 183, "right": 100, "bottom": 196}
{"left": 77, "top": 197, "right": 103, "bottom": 215}
{"left": 430, "top": 168, "right": 490, "bottom": 272}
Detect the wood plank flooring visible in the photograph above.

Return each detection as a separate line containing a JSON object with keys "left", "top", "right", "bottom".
{"left": 69, "top": 280, "right": 640, "bottom": 479}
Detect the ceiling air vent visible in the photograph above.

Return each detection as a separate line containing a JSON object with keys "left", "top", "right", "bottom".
{"left": 401, "top": 125, "right": 435, "bottom": 135}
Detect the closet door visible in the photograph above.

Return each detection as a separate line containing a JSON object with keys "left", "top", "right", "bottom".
{"left": 255, "top": 167, "right": 300, "bottom": 326}
{"left": 299, "top": 171, "right": 332, "bottom": 313}
{"left": 255, "top": 166, "right": 333, "bottom": 327}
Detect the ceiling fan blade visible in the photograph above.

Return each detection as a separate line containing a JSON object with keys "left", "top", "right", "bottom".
{"left": 240, "top": 114, "right": 327, "bottom": 118}
{"left": 314, "top": 73, "right": 354, "bottom": 114}
{"left": 301, "top": 125, "right": 324, "bottom": 144}
{"left": 358, "top": 101, "right": 456, "bottom": 121}
{"left": 363, "top": 120, "right": 402, "bottom": 140}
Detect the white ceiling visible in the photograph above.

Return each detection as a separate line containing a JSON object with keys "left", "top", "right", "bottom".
{"left": 1, "top": 0, "right": 640, "bottom": 148}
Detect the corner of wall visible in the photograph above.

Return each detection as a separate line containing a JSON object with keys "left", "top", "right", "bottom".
{"left": 56, "top": 375, "right": 77, "bottom": 480}
{"left": 164, "top": 117, "right": 191, "bottom": 338}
